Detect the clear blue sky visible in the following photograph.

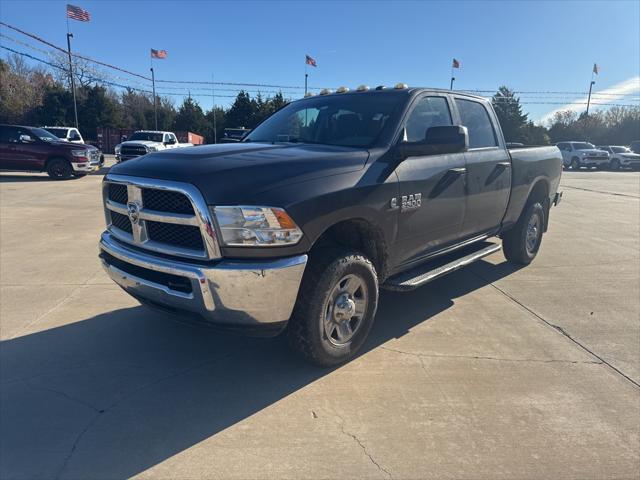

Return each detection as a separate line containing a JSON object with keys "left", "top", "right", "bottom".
{"left": 1, "top": 0, "right": 639, "bottom": 121}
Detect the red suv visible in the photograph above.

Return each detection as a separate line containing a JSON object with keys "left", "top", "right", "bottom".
{"left": 0, "top": 124, "right": 101, "bottom": 179}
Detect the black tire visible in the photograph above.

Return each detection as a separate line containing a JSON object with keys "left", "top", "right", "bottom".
{"left": 610, "top": 158, "right": 620, "bottom": 171}
{"left": 46, "top": 158, "right": 73, "bottom": 180}
{"left": 73, "top": 173, "right": 87, "bottom": 178}
{"left": 570, "top": 157, "right": 581, "bottom": 170}
{"left": 287, "top": 249, "right": 379, "bottom": 367}
{"left": 502, "top": 202, "right": 545, "bottom": 265}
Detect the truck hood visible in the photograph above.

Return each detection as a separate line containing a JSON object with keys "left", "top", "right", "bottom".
{"left": 47, "top": 140, "right": 98, "bottom": 151}
{"left": 110, "top": 142, "right": 370, "bottom": 204}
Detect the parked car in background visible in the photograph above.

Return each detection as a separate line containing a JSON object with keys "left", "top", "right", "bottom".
{"left": 597, "top": 145, "right": 640, "bottom": 170}
{"left": 43, "top": 125, "right": 105, "bottom": 166}
{"left": 115, "top": 130, "right": 193, "bottom": 162}
{"left": 41, "top": 126, "right": 84, "bottom": 144}
{"left": 629, "top": 141, "right": 640, "bottom": 154}
{"left": 0, "top": 124, "right": 101, "bottom": 179}
{"left": 555, "top": 141, "right": 609, "bottom": 170}
{"left": 99, "top": 86, "right": 562, "bottom": 366}
{"left": 221, "top": 128, "right": 251, "bottom": 143}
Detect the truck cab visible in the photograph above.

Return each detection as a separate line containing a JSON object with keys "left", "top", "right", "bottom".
{"left": 99, "top": 86, "right": 562, "bottom": 366}
{"left": 41, "top": 126, "right": 84, "bottom": 144}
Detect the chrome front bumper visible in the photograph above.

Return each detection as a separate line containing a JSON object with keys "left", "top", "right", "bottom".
{"left": 99, "top": 231, "right": 307, "bottom": 333}
{"left": 72, "top": 161, "right": 99, "bottom": 172}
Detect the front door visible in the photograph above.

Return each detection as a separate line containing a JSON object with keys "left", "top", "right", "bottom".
{"left": 453, "top": 97, "right": 511, "bottom": 239}
{"left": 393, "top": 95, "right": 467, "bottom": 268}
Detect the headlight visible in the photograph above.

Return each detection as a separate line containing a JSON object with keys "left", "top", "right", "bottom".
{"left": 114, "top": 144, "right": 121, "bottom": 154}
{"left": 210, "top": 206, "right": 303, "bottom": 247}
{"left": 71, "top": 149, "right": 89, "bottom": 158}
{"left": 147, "top": 146, "right": 158, "bottom": 152}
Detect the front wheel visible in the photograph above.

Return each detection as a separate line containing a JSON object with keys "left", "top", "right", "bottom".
{"left": 46, "top": 158, "right": 73, "bottom": 180}
{"left": 570, "top": 157, "right": 581, "bottom": 170}
{"left": 502, "top": 202, "right": 545, "bottom": 265}
{"left": 287, "top": 250, "right": 379, "bottom": 367}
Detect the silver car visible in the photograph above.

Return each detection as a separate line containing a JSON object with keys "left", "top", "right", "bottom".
{"left": 555, "top": 141, "right": 610, "bottom": 170}
{"left": 597, "top": 145, "right": 640, "bottom": 170}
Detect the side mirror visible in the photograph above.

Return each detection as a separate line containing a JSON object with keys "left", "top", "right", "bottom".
{"left": 165, "top": 138, "right": 176, "bottom": 145}
{"left": 19, "top": 134, "right": 34, "bottom": 143}
{"left": 398, "top": 125, "right": 468, "bottom": 159}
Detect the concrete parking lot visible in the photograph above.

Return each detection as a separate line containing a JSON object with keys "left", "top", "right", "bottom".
{"left": 1, "top": 159, "right": 639, "bottom": 479}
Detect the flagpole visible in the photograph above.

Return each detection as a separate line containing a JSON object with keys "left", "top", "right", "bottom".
{"left": 586, "top": 67, "right": 596, "bottom": 116}
{"left": 150, "top": 53, "right": 157, "bottom": 130}
{"left": 211, "top": 73, "right": 217, "bottom": 144}
{"left": 304, "top": 62, "right": 308, "bottom": 96}
{"left": 66, "top": 14, "right": 79, "bottom": 129}
{"left": 450, "top": 65, "right": 455, "bottom": 90}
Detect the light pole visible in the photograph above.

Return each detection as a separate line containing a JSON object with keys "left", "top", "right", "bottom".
{"left": 586, "top": 80, "right": 595, "bottom": 116}
{"left": 66, "top": 33, "right": 79, "bottom": 129}
{"left": 150, "top": 67, "right": 158, "bottom": 130}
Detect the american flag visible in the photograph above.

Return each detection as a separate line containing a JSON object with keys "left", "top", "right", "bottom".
{"left": 593, "top": 63, "right": 599, "bottom": 75}
{"left": 452, "top": 58, "right": 460, "bottom": 69}
{"left": 66, "top": 4, "right": 90, "bottom": 22}
{"left": 305, "top": 54, "right": 317, "bottom": 67}
{"left": 151, "top": 49, "right": 168, "bottom": 59}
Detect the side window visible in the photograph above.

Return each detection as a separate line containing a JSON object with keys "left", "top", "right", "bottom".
{"left": 455, "top": 99, "right": 498, "bottom": 149}
{"left": 404, "top": 96, "right": 452, "bottom": 142}
{"left": 164, "top": 134, "right": 170, "bottom": 143}
{"left": 0, "top": 127, "right": 21, "bottom": 143}
{"left": 170, "top": 134, "right": 177, "bottom": 143}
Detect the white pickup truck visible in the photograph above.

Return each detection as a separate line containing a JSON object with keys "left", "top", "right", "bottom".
{"left": 115, "top": 131, "right": 193, "bottom": 162}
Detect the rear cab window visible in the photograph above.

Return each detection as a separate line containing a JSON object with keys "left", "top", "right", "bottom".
{"left": 454, "top": 98, "right": 498, "bottom": 149}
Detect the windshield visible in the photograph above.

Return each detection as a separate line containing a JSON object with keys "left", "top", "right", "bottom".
{"left": 31, "top": 127, "right": 61, "bottom": 142}
{"left": 244, "top": 93, "right": 403, "bottom": 148}
{"left": 573, "top": 142, "right": 595, "bottom": 150}
{"left": 612, "top": 146, "right": 631, "bottom": 153}
{"left": 44, "top": 128, "right": 69, "bottom": 139}
{"left": 128, "top": 132, "right": 164, "bottom": 142}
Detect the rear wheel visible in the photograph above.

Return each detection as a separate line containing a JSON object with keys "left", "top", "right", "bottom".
{"left": 46, "top": 158, "right": 73, "bottom": 180}
{"left": 570, "top": 157, "right": 581, "bottom": 170}
{"left": 609, "top": 158, "right": 620, "bottom": 171}
{"left": 503, "top": 202, "right": 545, "bottom": 265}
{"left": 287, "top": 249, "right": 379, "bottom": 367}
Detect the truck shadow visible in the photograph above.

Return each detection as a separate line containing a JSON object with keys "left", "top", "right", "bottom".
{"left": 0, "top": 259, "right": 520, "bottom": 479}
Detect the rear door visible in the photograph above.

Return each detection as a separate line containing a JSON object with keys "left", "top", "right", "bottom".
{"left": 0, "top": 126, "right": 28, "bottom": 170}
{"left": 393, "top": 94, "right": 467, "bottom": 267}
{"left": 453, "top": 97, "right": 511, "bottom": 239}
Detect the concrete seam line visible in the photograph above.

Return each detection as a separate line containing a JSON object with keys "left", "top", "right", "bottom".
{"left": 562, "top": 185, "right": 640, "bottom": 199}
{"left": 470, "top": 270, "right": 640, "bottom": 390}
{"left": 379, "top": 346, "right": 603, "bottom": 365}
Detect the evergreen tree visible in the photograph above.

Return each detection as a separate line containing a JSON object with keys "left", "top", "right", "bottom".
{"left": 173, "top": 97, "right": 207, "bottom": 134}
{"left": 492, "top": 86, "right": 528, "bottom": 142}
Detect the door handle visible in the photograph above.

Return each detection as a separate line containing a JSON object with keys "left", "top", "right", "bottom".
{"left": 496, "top": 161, "right": 511, "bottom": 167}
{"left": 447, "top": 167, "right": 467, "bottom": 175}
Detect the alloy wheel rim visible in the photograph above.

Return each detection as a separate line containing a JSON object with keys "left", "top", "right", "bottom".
{"left": 323, "top": 274, "right": 368, "bottom": 346}
{"left": 526, "top": 214, "right": 540, "bottom": 254}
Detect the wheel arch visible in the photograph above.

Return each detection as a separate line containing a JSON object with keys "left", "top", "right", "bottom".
{"left": 310, "top": 218, "right": 390, "bottom": 281}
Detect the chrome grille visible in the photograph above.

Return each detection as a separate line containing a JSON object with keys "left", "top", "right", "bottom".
{"left": 142, "top": 189, "right": 194, "bottom": 214}
{"left": 120, "top": 146, "right": 148, "bottom": 158}
{"left": 102, "top": 174, "right": 221, "bottom": 260}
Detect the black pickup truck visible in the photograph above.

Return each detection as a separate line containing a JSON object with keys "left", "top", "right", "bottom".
{"left": 99, "top": 85, "right": 562, "bottom": 366}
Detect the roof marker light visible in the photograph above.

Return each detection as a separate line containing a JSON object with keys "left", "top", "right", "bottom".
{"left": 375, "top": 85, "right": 386, "bottom": 90}
{"left": 336, "top": 86, "right": 350, "bottom": 93}
{"left": 319, "top": 88, "right": 333, "bottom": 95}
{"left": 356, "top": 85, "right": 370, "bottom": 92}
{"left": 394, "top": 83, "right": 408, "bottom": 89}
{"left": 304, "top": 92, "right": 313, "bottom": 97}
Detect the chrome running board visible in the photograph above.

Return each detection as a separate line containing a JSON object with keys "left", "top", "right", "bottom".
{"left": 384, "top": 242, "right": 502, "bottom": 292}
